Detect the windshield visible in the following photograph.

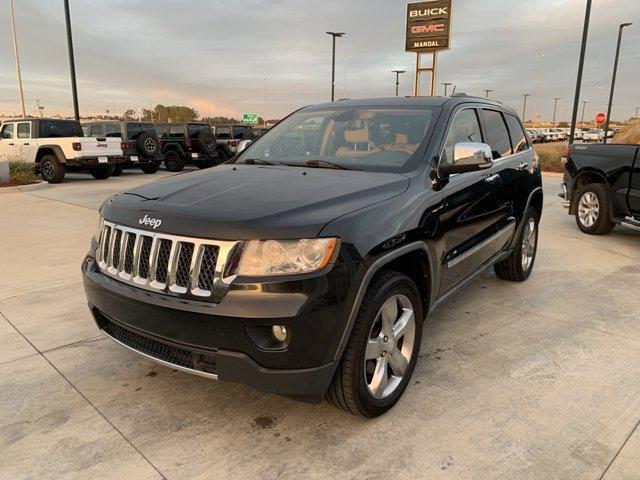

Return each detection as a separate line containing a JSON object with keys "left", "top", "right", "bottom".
{"left": 235, "top": 106, "right": 437, "bottom": 172}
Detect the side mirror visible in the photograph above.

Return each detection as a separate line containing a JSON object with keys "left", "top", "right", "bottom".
{"left": 237, "top": 139, "right": 252, "bottom": 153}
{"left": 439, "top": 142, "right": 493, "bottom": 176}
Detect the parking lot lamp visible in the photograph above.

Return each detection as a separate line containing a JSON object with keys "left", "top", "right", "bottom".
{"left": 603, "top": 23, "right": 633, "bottom": 144}
{"left": 552, "top": 97, "right": 561, "bottom": 127}
{"left": 569, "top": 0, "right": 592, "bottom": 143}
{"left": 581, "top": 100, "right": 589, "bottom": 127}
{"left": 442, "top": 82, "right": 453, "bottom": 96}
{"left": 391, "top": 69, "right": 406, "bottom": 96}
{"left": 326, "top": 32, "right": 345, "bottom": 102}
{"left": 522, "top": 94, "right": 532, "bottom": 123}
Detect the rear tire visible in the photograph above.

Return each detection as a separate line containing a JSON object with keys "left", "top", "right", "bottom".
{"left": 140, "top": 162, "right": 160, "bottom": 174}
{"left": 494, "top": 207, "right": 539, "bottom": 282}
{"left": 574, "top": 183, "right": 615, "bottom": 235}
{"left": 90, "top": 165, "right": 114, "bottom": 180}
{"left": 216, "top": 148, "right": 230, "bottom": 163}
{"left": 40, "top": 155, "right": 65, "bottom": 184}
{"left": 326, "top": 271, "right": 423, "bottom": 417}
{"left": 164, "top": 150, "right": 185, "bottom": 172}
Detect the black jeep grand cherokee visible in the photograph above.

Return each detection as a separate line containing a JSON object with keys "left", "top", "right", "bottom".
{"left": 82, "top": 96, "right": 542, "bottom": 417}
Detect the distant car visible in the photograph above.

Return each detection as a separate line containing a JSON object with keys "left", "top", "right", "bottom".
{"left": 582, "top": 129, "right": 601, "bottom": 142}
{"left": 155, "top": 123, "right": 218, "bottom": 171}
{"left": 82, "top": 121, "right": 163, "bottom": 175}
{"left": 252, "top": 126, "right": 270, "bottom": 138}
{"left": 213, "top": 124, "right": 255, "bottom": 161}
{"left": 0, "top": 118, "right": 123, "bottom": 183}
{"left": 529, "top": 129, "right": 550, "bottom": 143}
{"left": 526, "top": 129, "right": 542, "bottom": 143}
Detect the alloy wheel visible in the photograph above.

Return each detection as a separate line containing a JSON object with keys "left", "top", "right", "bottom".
{"left": 42, "top": 160, "right": 54, "bottom": 180}
{"left": 521, "top": 217, "right": 537, "bottom": 271}
{"left": 144, "top": 138, "right": 156, "bottom": 153}
{"left": 578, "top": 192, "right": 599, "bottom": 227}
{"left": 364, "top": 294, "right": 416, "bottom": 400}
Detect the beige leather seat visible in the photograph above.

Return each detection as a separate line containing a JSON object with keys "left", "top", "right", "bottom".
{"left": 336, "top": 125, "right": 377, "bottom": 156}
{"left": 379, "top": 133, "right": 417, "bottom": 154}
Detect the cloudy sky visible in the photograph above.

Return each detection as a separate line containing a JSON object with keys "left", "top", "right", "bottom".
{"left": 0, "top": 0, "right": 638, "bottom": 122}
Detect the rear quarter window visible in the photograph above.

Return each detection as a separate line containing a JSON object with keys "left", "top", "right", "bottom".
{"left": 504, "top": 114, "right": 529, "bottom": 153}
{"left": 482, "top": 110, "right": 512, "bottom": 159}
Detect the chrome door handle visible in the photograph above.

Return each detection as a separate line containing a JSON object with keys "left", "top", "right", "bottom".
{"left": 485, "top": 173, "right": 500, "bottom": 183}
{"left": 518, "top": 162, "right": 529, "bottom": 170}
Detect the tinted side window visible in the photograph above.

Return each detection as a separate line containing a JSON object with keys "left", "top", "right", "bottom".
{"left": 169, "top": 125, "right": 184, "bottom": 138}
{"left": 505, "top": 114, "right": 529, "bottom": 153}
{"left": 39, "top": 121, "right": 84, "bottom": 138}
{"left": 17, "top": 122, "right": 30, "bottom": 139}
{"left": 443, "top": 109, "right": 482, "bottom": 164}
{"left": 1, "top": 123, "right": 14, "bottom": 139}
{"left": 216, "top": 127, "right": 231, "bottom": 139}
{"left": 482, "top": 110, "right": 512, "bottom": 159}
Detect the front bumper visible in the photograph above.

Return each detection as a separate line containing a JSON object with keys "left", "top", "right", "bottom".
{"left": 82, "top": 256, "right": 355, "bottom": 398}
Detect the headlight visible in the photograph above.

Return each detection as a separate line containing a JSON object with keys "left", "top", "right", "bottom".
{"left": 237, "top": 238, "right": 338, "bottom": 276}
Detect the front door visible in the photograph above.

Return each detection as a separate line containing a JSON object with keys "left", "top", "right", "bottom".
{"left": 0, "top": 122, "right": 16, "bottom": 162}
{"left": 436, "top": 107, "right": 507, "bottom": 295}
{"left": 16, "top": 122, "right": 33, "bottom": 162}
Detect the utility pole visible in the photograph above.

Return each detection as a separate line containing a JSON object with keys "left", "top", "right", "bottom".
{"left": 603, "top": 22, "right": 633, "bottom": 144}
{"left": 263, "top": 77, "right": 267, "bottom": 125}
{"left": 483, "top": 89, "right": 493, "bottom": 99}
{"left": 442, "top": 82, "right": 453, "bottom": 96}
{"left": 635, "top": 106, "right": 640, "bottom": 120}
{"left": 569, "top": 0, "right": 592, "bottom": 143}
{"left": 522, "top": 94, "right": 532, "bottom": 123}
{"left": 63, "top": 0, "right": 80, "bottom": 120}
{"left": 326, "top": 32, "right": 345, "bottom": 102}
{"left": 552, "top": 97, "right": 561, "bottom": 127}
{"left": 534, "top": 53, "right": 544, "bottom": 123}
{"left": 581, "top": 100, "right": 589, "bottom": 127}
{"left": 9, "top": 0, "right": 26, "bottom": 118}
{"left": 391, "top": 69, "right": 406, "bottom": 97}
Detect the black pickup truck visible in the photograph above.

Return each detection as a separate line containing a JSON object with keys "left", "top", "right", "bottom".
{"left": 561, "top": 143, "right": 640, "bottom": 235}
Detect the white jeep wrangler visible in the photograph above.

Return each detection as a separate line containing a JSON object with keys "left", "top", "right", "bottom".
{"left": 0, "top": 118, "right": 124, "bottom": 183}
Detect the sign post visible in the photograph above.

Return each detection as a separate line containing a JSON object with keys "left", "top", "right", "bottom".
{"left": 242, "top": 113, "right": 259, "bottom": 125}
{"left": 405, "top": 0, "right": 453, "bottom": 97}
{"left": 595, "top": 112, "right": 606, "bottom": 126}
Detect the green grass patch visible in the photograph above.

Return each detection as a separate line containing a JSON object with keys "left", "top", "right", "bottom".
{"left": 8, "top": 161, "right": 39, "bottom": 186}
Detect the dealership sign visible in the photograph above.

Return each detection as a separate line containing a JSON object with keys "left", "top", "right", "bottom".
{"left": 405, "top": 0, "right": 453, "bottom": 53}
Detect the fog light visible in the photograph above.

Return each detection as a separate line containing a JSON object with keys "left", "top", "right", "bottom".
{"left": 271, "top": 325, "right": 288, "bottom": 343}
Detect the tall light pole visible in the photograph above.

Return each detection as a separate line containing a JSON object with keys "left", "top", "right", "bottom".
{"left": 635, "top": 106, "right": 640, "bottom": 120}
{"left": 522, "top": 94, "right": 532, "bottom": 124}
{"left": 8, "top": 0, "right": 26, "bottom": 118}
{"left": 391, "top": 69, "right": 406, "bottom": 96}
{"left": 483, "top": 89, "right": 493, "bottom": 99}
{"left": 442, "top": 82, "right": 453, "bottom": 96}
{"left": 552, "top": 97, "right": 561, "bottom": 127}
{"left": 603, "top": 22, "right": 633, "bottom": 144}
{"left": 581, "top": 99, "right": 589, "bottom": 127}
{"left": 326, "top": 32, "right": 345, "bottom": 102}
{"left": 569, "top": 0, "right": 592, "bottom": 143}
{"left": 534, "top": 53, "right": 544, "bottom": 123}
{"left": 63, "top": 0, "right": 80, "bottom": 120}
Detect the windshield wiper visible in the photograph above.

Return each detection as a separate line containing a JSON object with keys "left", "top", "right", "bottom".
{"left": 283, "top": 159, "right": 360, "bottom": 171}
{"left": 242, "top": 158, "right": 276, "bottom": 166}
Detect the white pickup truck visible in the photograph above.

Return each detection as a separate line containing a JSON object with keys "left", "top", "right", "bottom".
{"left": 0, "top": 118, "right": 124, "bottom": 183}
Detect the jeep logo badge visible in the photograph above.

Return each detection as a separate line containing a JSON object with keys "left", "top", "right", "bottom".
{"left": 139, "top": 214, "right": 162, "bottom": 230}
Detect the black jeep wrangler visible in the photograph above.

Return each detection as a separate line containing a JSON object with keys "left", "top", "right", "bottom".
{"left": 83, "top": 96, "right": 543, "bottom": 417}
{"left": 82, "top": 121, "right": 163, "bottom": 175}
{"left": 155, "top": 123, "right": 218, "bottom": 171}
{"left": 214, "top": 124, "right": 255, "bottom": 161}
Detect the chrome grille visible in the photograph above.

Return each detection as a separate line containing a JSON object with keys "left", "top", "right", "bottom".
{"left": 96, "top": 220, "right": 240, "bottom": 299}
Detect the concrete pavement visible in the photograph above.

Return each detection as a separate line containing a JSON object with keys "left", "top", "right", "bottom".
{"left": 1, "top": 170, "right": 639, "bottom": 479}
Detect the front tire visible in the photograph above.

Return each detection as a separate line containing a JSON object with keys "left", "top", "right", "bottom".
{"left": 40, "top": 155, "right": 65, "bottom": 184}
{"left": 326, "top": 271, "right": 423, "bottom": 417}
{"left": 574, "top": 184, "right": 614, "bottom": 235}
{"left": 494, "top": 207, "right": 539, "bottom": 282}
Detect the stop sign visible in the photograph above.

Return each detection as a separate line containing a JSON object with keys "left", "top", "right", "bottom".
{"left": 595, "top": 112, "right": 607, "bottom": 125}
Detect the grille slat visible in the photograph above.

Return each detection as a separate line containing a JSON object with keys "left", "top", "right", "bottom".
{"left": 96, "top": 221, "right": 238, "bottom": 300}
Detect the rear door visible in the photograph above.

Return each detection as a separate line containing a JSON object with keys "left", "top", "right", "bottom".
{"left": 437, "top": 107, "right": 507, "bottom": 294}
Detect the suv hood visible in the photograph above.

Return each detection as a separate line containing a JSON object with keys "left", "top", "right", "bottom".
{"left": 102, "top": 164, "right": 409, "bottom": 239}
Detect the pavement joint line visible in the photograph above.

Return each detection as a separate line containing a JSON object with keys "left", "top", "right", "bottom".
{"left": 0, "top": 352, "right": 39, "bottom": 367}
{"left": 0, "top": 310, "right": 167, "bottom": 480}
{"left": 40, "top": 335, "right": 107, "bottom": 354}
{"left": 418, "top": 312, "right": 528, "bottom": 358}
{"left": 0, "top": 277, "right": 83, "bottom": 301}
{"left": 598, "top": 415, "right": 640, "bottom": 480}
{"left": 457, "top": 292, "right": 640, "bottom": 346}
{"left": 23, "top": 191, "right": 100, "bottom": 211}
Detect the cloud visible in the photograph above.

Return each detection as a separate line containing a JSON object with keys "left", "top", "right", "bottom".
{"left": 0, "top": 0, "right": 638, "bottom": 121}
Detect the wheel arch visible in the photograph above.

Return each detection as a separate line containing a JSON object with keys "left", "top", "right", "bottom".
{"left": 36, "top": 145, "right": 66, "bottom": 164}
{"left": 332, "top": 241, "right": 437, "bottom": 363}
{"left": 569, "top": 169, "right": 609, "bottom": 215}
